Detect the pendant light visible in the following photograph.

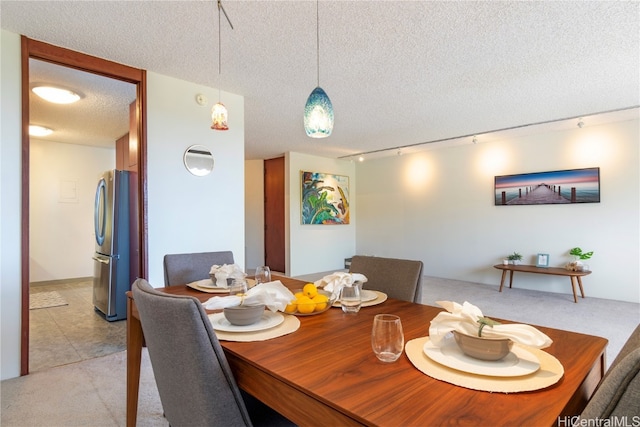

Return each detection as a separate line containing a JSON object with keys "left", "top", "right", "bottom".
{"left": 211, "top": 0, "right": 233, "bottom": 131}
{"left": 304, "top": 0, "right": 334, "bottom": 138}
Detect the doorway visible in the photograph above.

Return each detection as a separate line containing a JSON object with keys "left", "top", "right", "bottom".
{"left": 21, "top": 37, "right": 148, "bottom": 375}
{"left": 264, "top": 157, "right": 285, "bottom": 273}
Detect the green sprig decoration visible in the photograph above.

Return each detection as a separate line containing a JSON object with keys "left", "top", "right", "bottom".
{"left": 477, "top": 316, "right": 501, "bottom": 337}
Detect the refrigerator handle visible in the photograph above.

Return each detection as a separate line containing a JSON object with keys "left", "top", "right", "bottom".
{"left": 92, "top": 256, "right": 110, "bottom": 265}
{"left": 94, "top": 178, "right": 107, "bottom": 246}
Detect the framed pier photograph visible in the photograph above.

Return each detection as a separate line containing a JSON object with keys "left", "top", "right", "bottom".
{"left": 494, "top": 167, "right": 600, "bottom": 206}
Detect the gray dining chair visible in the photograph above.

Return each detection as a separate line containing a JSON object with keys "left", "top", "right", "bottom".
{"left": 163, "top": 250, "right": 234, "bottom": 286}
{"left": 578, "top": 324, "right": 640, "bottom": 421}
{"left": 132, "top": 278, "right": 294, "bottom": 427}
{"left": 349, "top": 255, "right": 423, "bottom": 303}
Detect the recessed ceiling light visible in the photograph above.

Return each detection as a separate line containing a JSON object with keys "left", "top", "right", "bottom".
{"left": 29, "top": 125, "right": 53, "bottom": 137}
{"left": 32, "top": 85, "right": 81, "bottom": 104}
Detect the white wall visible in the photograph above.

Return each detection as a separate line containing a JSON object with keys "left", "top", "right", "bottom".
{"left": 0, "top": 35, "right": 246, "bottom": 378}
{"left": 29, "top": 139, "right": 115, "bottom": 282}
{"left": 146, "top": 72, "right": 245, "bottom": 286}
{"left": 244, "top": 159, "right": 264, "bottom": 271}
{"left": 287, "top": 152, "right": 356, "bottom": 276}
{"left": 1, "top": 29, "right": 23, "bottom": 380}
{"left": 356, "top": 119, "right": 640, "bottom": 303}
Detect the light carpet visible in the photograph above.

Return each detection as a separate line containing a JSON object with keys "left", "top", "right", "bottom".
{"left": 29, "top": 291, "right": 68, "bottom": 310}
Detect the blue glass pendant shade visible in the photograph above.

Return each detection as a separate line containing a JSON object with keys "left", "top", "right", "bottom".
{"left": 304, "top": 86, "right": 334, "bottom": 138}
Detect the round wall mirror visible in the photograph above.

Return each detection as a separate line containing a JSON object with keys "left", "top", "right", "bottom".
{"left": 183, "top": 145, "right": 214, "bottom": 176}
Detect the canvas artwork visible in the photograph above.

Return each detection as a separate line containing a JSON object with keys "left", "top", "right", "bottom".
{"left": 494, "top": 167, "right": 600, "bottom": 206}
{"left": 301, "top": 171, "right": 350, "bottom": 224}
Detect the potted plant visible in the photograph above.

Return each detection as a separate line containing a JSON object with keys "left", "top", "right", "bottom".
{"left": 567, "top": 247, "right": 593, "bottom": 271}
{"left": 507, "top": 252, "right": 523, "bottom": 265}
{"left": 569, "top": 247, "right": 593, "bottom": 262}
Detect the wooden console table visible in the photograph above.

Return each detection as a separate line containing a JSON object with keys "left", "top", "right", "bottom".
{"left": 493, "top": 264, "right": 592, "bottom": 303}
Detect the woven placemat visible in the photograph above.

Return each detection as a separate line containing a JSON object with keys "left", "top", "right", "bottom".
{"left": 405, "top": 337, "right": 564, "bottom": 393}
{"left": 211, "top": 313, "right": 300, "bottom": 342}
{"left": 332, "top": 290, "right": 388, "bottom": 308}
{"left": 30, "top": 291, "right": 68, "bottom": 310}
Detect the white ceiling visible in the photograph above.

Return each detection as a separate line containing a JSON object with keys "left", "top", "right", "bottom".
{"left": 2, "top": 0, "right": 639, "bottom": 160}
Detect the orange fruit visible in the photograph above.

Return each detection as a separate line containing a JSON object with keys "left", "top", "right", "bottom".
{"left": 284, "top": 300, "right": 297, "bottom": 314}
{"left": 303, "top": 283, "right": 318, "bottom": 298}
{"left": 294, "top": 291, "right": 305, "bottom": 300}
{"left": 312, "top": 294, "right": 329, "bottom": 311}
{"left": 296, "top": 296, "right": 315, "bottom": 314}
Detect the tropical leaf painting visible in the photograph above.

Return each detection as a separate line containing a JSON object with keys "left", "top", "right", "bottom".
{"left": 301, "top": 171, "right": 350, "bottom": 225}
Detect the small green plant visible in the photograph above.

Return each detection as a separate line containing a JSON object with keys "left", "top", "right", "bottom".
{"left": 569, "top": 247, "right": 593, "bottom": 260}
{"left": 507, "top": 252, "right": 523, "bottom": 261}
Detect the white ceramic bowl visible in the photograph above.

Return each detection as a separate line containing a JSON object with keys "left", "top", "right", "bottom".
{"left": 452, "top": 330, "right": 513, "bottom": 361}
{"left": 223, "top": 304, "right": 265, "bottom": 326}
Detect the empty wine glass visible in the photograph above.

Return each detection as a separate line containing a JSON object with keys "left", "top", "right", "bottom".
{"left": 371, "top": 314, "right": 404, "bottom": 362}
{"left": 254, "top": 266, "right": 271, "bottom": 284}
{"left": 229, "top": 278, "right": 248, "bottom": 295}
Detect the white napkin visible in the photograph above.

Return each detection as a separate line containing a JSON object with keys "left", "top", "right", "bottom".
{"left": 314, "top": 272, "right": 368, "bottom": 298}
{"left": 429, "top": 301, "right": 552, "bottom": 349}
{"left": 201, "top": 280, "right": 295, "bottom": 312}
{"left": 209, "top": 264, "right": 246, "bottom": 288}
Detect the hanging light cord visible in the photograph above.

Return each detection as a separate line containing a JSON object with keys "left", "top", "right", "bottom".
{"left": 315, "top": 0, "right": 320, "bottom": 87}
{"left": 216, "top": 0, "right": 234, "bottom": 75}
{"left": 216, "top": 1, "right": 234, "bottom": 95}
{"left": 218, "top": 1, "right": 222, "bottom": 76}
{"left": 218, "top": 0, "right": 234, "bottom": 30}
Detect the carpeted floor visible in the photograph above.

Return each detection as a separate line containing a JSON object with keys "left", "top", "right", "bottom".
{"left": 2, "top": 276, "right": 638, "bottom": 426}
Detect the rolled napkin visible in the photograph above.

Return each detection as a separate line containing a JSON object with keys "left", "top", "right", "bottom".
{"left": 314, "top": 272, "right": 368, "bottom": 298}
{"left": 201, "top": 280, "right": 295, "bottom": 313}
{"left": 429, "top": 301, "right": 552, "bottom": 349}
{"left": 209, "top": 263, "right": 246, "bottom": 288}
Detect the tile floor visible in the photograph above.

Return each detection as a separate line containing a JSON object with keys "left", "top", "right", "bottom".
{"left": 29, "top": 278, "right": 126, "bottom": 372}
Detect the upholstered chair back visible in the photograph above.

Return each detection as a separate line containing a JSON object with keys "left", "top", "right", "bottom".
{"left": 349, "top": 255, "right": 423, "bottom": 303}
{"left": 163, "top": 251, "right": 234, "bottom": 286}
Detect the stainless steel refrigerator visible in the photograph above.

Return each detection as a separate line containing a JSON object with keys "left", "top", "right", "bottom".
{"left": 93, "top": 170, "right": 130, "bottom": 321}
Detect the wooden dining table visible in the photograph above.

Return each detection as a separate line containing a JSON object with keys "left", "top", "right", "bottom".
{"left": 126, "top": 275, "right": 608, "bottom": 427}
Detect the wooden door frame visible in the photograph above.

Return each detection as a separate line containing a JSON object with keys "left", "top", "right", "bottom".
{"left": 20, "top": 36, "right": 148, "bottom": 375}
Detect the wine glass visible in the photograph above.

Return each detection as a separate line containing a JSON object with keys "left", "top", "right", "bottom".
{"left": 371, "top": 314, "right": 404, "bottom": 362}
{"left": 254, "top": 266, "right": 271, "bottom": 284}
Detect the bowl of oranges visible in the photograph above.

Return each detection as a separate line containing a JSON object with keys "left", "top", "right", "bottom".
{"left": 284, "top": 283, "right": 336, "bottom": 316}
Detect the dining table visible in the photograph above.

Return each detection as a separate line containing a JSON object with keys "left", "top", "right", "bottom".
{"left": 126, "top": 275, "right": 608, "bottom": 427}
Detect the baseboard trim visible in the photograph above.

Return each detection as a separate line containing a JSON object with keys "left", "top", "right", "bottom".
{"left": 30, "top": 277, "right": 93, "bottom": 287}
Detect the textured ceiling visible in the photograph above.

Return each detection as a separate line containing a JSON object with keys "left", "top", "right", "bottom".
{"left": 2, "top": 0, "right": 639, "bottom": 160}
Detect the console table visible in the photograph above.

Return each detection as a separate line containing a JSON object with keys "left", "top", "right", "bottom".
{"left": 493, "top": 264, "right": 592, "bottom": 303}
